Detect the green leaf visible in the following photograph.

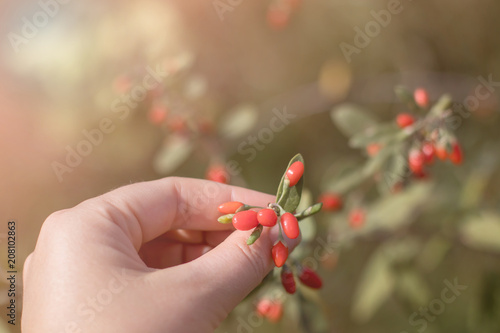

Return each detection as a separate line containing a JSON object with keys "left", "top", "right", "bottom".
{"left": 295, "top": 189, "right": 317, "bottom": 243}
{"left": 394, "top": 85, "right": 418, "bottom": 110}
{"left": 276, "top": 154, "right": 304, "bottom": 212}
{"left": 349, "top": 123, "right": 400, "bottom": 149}
{"left": 460, "top": 212, "right": 500, "bottom": 252}
{"left": 246, "top": 225, "right": 263, "bottom": 245}
{"left": 330, "top": 103, "right": 378, "bottom": 138}
{"left": 296, "top": 203, "right": 323, "bottom": 221}
{"left": 326, "top": 166, "right": 367, "bottom": 194}
{"left": 218, "top": 104, "right": 259, "bottom": 139}
{"left": 351, "top": 247, "right": 395, "bottom": 323}
{"left": 365, "top": 182, "right": 434, "bottom": 232}
{"left": 361, "top": 143, "right": 395, "bottom": 177}
{"left": 381, "top": 148, "right": 410, "bottom": 191}
{"left": 396, "top": 270, "right": 431, "bottom": 308}
{"left": 299, "top": 291, "right": 329, "bottom": 333}
{"left": 217, "top": 214, "right": 234, "bottom": 224}
{"left": 429, "top": 94, "right": 453, "bottom": 117}
{"left": 417, "top": 236, "right": 451, "bottom": 272}
{"left": 153, "top": 135, "right": 193, "bottom": 174}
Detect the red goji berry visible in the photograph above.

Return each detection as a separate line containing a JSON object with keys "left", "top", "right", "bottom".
{"left": 206, "top": 165, "right": 229, "bottom": 184}
{"left": 148, "top": 106, "right": 168, "bottom": 125}
{"left": 167, "top": 115, "right": 187, "bottom": 133}
{"left": 414, "top": 88, "right": 430, "bottom": 108}
{"left": 422, "top": 143, "right": 435, "bottom": 165}
{"left": 232, "top": 210, "right": 259, "bottom": 231}
{"left": 218, "top": 201, "right": 244, "bottom": 215}
{"left": 318, "top": 192, "right": 343, "bottom": 211}
{"left": 266, "top": 301, "right": 283, "bottom": 323}
{"left": 280, "top": 212, "right": 300, "bottom": 239}
{"left": 434, "top": 143, "right": 448, "bottom": 160}
{"left": 298, "top": 266, "right": 322, "bottom": 289}
{"left": 396, "top": 113, "right": 416, "bottom": 128}
{"left": 408, "top": 148, "right": 425, "bottom": 175}
{"left": 449, "top": 142, "right": 463, "bottom": 165}
{"left": 257, "top": 209, "right": 278, "bottom": 227}
{"left": 256, "top": 299, "right": 272, "bottom": 317}
{"left": 281, "top": 264, "right": 296, "bottom": 294}
{"left": 272, "top": 241, "right": 288, "bottom": 267}
{"left": 286, "top": 161, "right": 304, "bottom": 187}
{"left": 267, "top": 4, "right": 290, "bottom": 30}
{"left": 349, "top": 209, "right": 365, "bottom": 229}
{"left": 366, "top": 143, "right": 382, "bottom": 157}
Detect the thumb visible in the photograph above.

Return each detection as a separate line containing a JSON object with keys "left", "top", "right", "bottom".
{"left": 192, "top": 225, "right": 300, "bottom": 312}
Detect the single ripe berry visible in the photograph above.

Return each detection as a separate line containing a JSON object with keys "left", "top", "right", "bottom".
{"left": 257, "top": 209, "right": 278, "bottom": 227}
{"left": 298, "top": 266, "right": 322, "bottom": 289}
{"left": 281, "top": 265, "right": 296, "bottom": 294}
{"left": 267, "top": 4, "right": 290, "bottom": 30}
{"left": 366, "top": 143, "right": 382, "bottom": 157}
{"left": 318, "top": 192, "right": 343, "bottom": 211}
{"left": 449, "top": 142, "right": 463, "bottom": 165}
{"left": 414, "top": 88, "right": 430, "bottom": 108}
{"left": 421, "top": 143, "right": 435, "bottom": 165}
{"left": 434, "top": 143, "right": 448, "bottom": 160}
{"left": 280, "top": 212, "right": 300, "bottom": 239}
{"left": 197, "top": 118, "right": 214, "bottom": 135}
{"left": 266, "top": 301, "right": 283, "bottom": 323}
{"left": 256, "top": 299, "right": 272, "bottom": 317}
{"left": 168, "top": 116, "right": 187, "bottom": 133}
{"left": 232, "top": 210, "right": 259, "bottom": 231}
{"left": 349, "top": 209, "right": 365, "bottom": 229}
{"left": 408, "top": 148, "right": 425, "bottom": 175}
{"left": 272, "top": 241, "right": 288, "bottom": 267}
{"left": 206, "top": 165, "right": 229, "bottom": 184}
{"left": 218, "top": 201, "right": 244, "bottom": 215}
{"left": 148, "top": 106, "right": 168, "bottom": 125}
{"left": 396, "top": 113, "right": 416, "bottom": 128}
{"left": 286, "top": 161, "right": 304, "bottom": 187}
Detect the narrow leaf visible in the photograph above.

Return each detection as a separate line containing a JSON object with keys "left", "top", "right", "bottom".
{"left": 330, "top": 103, "right": 378, "bottom": 138}
{"left": 247, "top": 225, "right": 264, "bottom": 245}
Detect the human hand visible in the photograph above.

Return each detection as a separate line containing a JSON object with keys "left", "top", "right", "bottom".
{"left": 22, "top": 177, "right": 300, "bottom": 332}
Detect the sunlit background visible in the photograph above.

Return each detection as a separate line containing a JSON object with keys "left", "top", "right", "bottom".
{"left": 1, "top": 0, "right": 500, "bottom": 332}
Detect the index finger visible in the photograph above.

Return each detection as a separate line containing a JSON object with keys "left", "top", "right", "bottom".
{"left": 77, "top": 177, "right": 275, "bottom": 249}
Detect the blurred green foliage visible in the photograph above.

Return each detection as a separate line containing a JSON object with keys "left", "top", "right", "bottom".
{"left": 1, "top": 0, "right": 500, "bottom": 332}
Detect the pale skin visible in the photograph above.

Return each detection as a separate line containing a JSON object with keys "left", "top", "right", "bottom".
{"left": 22, "top": 177, "right": 299, "bottom": 332}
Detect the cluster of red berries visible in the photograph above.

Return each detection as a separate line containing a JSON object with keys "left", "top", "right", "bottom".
{"left": 217, "top": 161, "right": 305, "bottom": 267}
{"left": 366, "top": 88, "right": 464, "bottom": 179}
{"left": 406, "top": 140, "right": 463, "bottom": 177}
{"left": 393, "top": 88, "right": 464, "bottom": 177}
{"left": 148, "top": 104, "right": 215, "bottom": 136}
{"left": 281, "top": 264, "right": 322, "bottom": 294}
